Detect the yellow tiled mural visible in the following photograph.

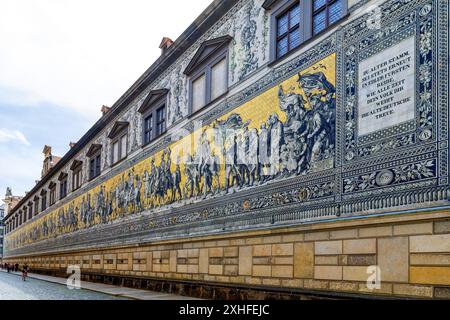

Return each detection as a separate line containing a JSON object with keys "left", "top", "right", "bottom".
{"left": 6, "top": 53, "right": 336, "bottom": 250}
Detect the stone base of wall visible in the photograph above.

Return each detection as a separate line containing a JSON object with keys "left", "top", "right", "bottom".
{"left": 6, "top": 208, "right": 450, "bottom": 300}
{"left": 29, "top": 268, "right": 391, "bottom": 300}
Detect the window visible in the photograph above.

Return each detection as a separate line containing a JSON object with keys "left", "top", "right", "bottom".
{"left": 41, "top": 191, "right": 47, "bottom": 211}
{"left": 156, "top": 106, "right": 166, "bottom": 137}
{"left": 28, "top": 203, "right": 33, "bottom": 220}
{"left": 184, "top": 36, "right": 232, "bottom": 115}
{"left": 265, "top": 0, "right": 347, "bottom": 61}
{"left": 49, "top": 183, "right": 56, "bottom": 206}
{"left": 71, "top": 160, "right": 83, "bottom": 191}
{"left": 34, "top": 197, "right": 39, "bottom": 216}
{"left": 276, "top": 3, "right": 301, "bottom": 58}
{"left": 138, "top": 89, "right": 168, "bottom": 145}
{"left": 211, "top": 58, "right": 228, "bottom": 100}
{"left": 73, "top": 167, "right": 82, "bottom": 191}
{"left": 190, "top": 56, "right": 228, "bottom": 113}
{"left": 120, "top": 134, "right": 127, "bottom": 159}
{"left": 144, "top": 114, "right": 153, "bottom": 144}
{"left": 113, "top": 140, "right": 119, "bottom": 163}
{"left": 89, "top": 154, "right": 101, "bottom": 180}
{"left": 108, "top": 122, "right": 129, "bottom": 165}
{"left": 59, "top": 173, "right": 68, "bottom": 200}
{"left": 312, "top": 0, "right": 345, "bottom": 35}
{"left": 87, "top": 144, "right": 102, "bottom": 180}
{"left": 192, "top": 74, "right": 207, "bottom": 113}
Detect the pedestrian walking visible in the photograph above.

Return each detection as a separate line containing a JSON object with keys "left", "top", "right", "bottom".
{"left": 22, "top": 263, "right": 29, "bottom": 281}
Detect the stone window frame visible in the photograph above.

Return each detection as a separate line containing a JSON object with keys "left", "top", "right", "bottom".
{"left": 58, "top": 172, "right": 68, "bottom": 200}
{"left": 184, "top": 36, "right": 232, "bottom": 116}
{"left": 40, "top": 189, "right": 47, "bottom": 212}
{"left": 108, "top": 122, "right": 129, "bottom": 166}
{"left": 264, "top": 0, "right": 348, "bottom": 63}
{"left": 27, "top": 202, "right": 33, "bottom": 220}
{"left": 21, "top": 207, "right": 27, "bottom": 224}
{"left": 70, "top": 160, "right": 83, "bottom": 192}
{"left": 86, "top": 144, "right": 103, "bottom": 181}
{"left": 138, "top": 89, "right": 169, "bottom": 147}
{"left": 33, "top": 195, "right": 40, "bottom": 216}
{"left": 49, "top": 182, "right": 57, "bottom": 206}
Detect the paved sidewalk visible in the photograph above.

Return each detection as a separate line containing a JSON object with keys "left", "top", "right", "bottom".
{"left": 1, "top": 270, "right": 199, "bottom": 300}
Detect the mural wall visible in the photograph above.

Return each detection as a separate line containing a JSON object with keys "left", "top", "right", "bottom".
{"left": 6, "top": 54, "right": 336, "bottom": 251}
{"left": 4, "top": 0, "right": 449, "bottom": 258}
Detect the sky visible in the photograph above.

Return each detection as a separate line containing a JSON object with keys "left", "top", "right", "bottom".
{"left": 0, "top": 0, "right": 212, "bottom": 202}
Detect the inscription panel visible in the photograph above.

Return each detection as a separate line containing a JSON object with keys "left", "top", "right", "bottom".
{"left": 358, "top": 37, "right": 416, "bottom": 136}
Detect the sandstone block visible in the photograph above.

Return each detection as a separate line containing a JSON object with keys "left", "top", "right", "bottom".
{"left": 314, "top": 266, "right": 342, "bottom": 280}
{"left": 253, "top": 245, "right": 272, "bottom": 257}
{"left": 315, "top": 255, "right": 339, "bottom": 265}
{"left": 272, "top": 265, "right": 293, "bottom": 278}
{"left": 343, "top": 239, "right": 376, "bottom": 254}
{"left": 410, "top": 234, "right": 450, "bottom": 253}
{"left": 294, "top": 243, "right": 314, "bottom": 278}
{"left": 410, "top": 254, "right": 450, "bottom": 266}
{"left": 434, "top": 220, "right": 450, "bottom": 234}
{"left": 209, "top": 247, "right": 224, "bottom": 258}
{"left": 343, "top": 266, "right": 370, "bottom": 281}
{"left": 330, "top": 229, "right": 358, "bottom": 240}
{"left": 209, "top": 265, "right": 223, "bottom": 275}
{"left": 253, "top": 265, "right": 271, "bottom": 277}
{"left": 315, "top": 241, "right": 343, "bottom": 255}
{"left": 378, "top": 237, "right": 409, "bottom": 283}
{"left": 359, "top": 226, "right": 392, "bottom": 238}
{"left": 199, "top": 248, "right": 209, "bottom": 274}
{"left": 239, "top": 246, "right": 252, "bottom": 276}
{"left": 410, "top": 266, "right": 450, "bottom": 285}
{"left": 272, "top": 243, "right": 294, "bottom": 256}
{"left": 393, "top": 223, "right": 433, "bottom": 236}
{"left": 393, "top": 284, "right": 433, "bottom": 298}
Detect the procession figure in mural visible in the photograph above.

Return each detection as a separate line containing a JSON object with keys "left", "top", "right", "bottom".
{"left": 173, "top": 161, "right": 182, "bottom": 201}
{"left": 246, "top": 128, "right": 259, "bottom": 186}
{"left": 211, "top": 151, "right": 221, "bottom": 194}
{"left": 143, "top": 159, "right": 157, "bottom": 207}
{"left": 132, "top": 176, "right": 142, "bottom": 213}
{"left": 225, "top": 134, "right": 239, "bottom": 193}
{"left": 165, "top": 149, "right": 174, "bottom": 203}
{"left": 267, "top": 113, "right": 284, "bottom": 178}
{"left": 184, "top": 154, "right": 196, "bottom": 199}
{"left": 258, "top": 123, "right": 270, "bottom": 183}
{"left": 237, "top": 129, "right": 250, "bottom": 188}
{"left": 215, "top": 114, "right": 250, "bottom": 193}
{"left": 298, "top": 71, "right": 336, "bottom": 165}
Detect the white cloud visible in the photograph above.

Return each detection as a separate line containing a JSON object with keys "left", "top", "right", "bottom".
{"left": 0, "top": 129, "right": 31, "bottom": 146}
{"left": 0, "top": 0, "right": 212, "bottom": 119}
{"left": 0, "top": 146, "right": 43, "bottom": 197}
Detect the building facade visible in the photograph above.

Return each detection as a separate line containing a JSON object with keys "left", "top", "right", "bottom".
{"left": 0, "top": 204, "right": 4, "bottom": 260}
{"left": 3, "top": 0, "right": 450, "bottom": 299}
{"left": 2, "top": 188, "right": 23, "bottom": 261}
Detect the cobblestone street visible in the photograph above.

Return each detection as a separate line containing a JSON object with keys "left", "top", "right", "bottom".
{"left": 0, "top": 272, "right": 124, "bottom": 300}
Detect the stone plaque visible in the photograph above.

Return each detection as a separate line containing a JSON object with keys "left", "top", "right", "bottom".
{"left": 358, "top": 36, "right": 416, "bottom": 137}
